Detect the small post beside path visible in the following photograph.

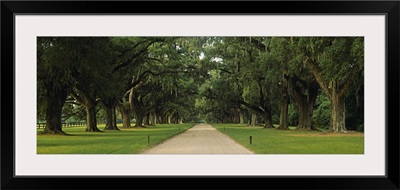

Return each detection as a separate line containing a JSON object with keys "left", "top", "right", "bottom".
{"left": 249, "top": 136, "right": 253, "bottom": 145}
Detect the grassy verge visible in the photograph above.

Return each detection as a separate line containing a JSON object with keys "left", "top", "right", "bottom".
{"left": 212, "top": 124, "right": 364, "bottom": 154}
{"left": 37, "top": 123, "right": 194, "bottom": 154}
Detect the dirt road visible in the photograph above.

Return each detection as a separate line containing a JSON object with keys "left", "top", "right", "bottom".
{"left": 142, "top": 123, "right": 253, "bottom": 154}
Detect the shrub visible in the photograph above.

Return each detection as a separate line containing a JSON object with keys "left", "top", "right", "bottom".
{"left": 313, "top": 96, "right": 331, "bottom": 129}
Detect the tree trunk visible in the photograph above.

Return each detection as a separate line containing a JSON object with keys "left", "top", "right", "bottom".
{"left": 158, "top": 116, "right": 162, "bottom": 124}
{"left": 310, "top": 61, "right": 357, "bottom": 133}
{"left": 85, "top": 101, "right": 101, "bottom": 132}
{"left": 167, "top": 115, "right": 171, "bottom": 124}
{"left": 249, "top": 112, "right": 257, "bottom": 126}
{"left": 122, "top": 109, "right": 132, "bottom": 128}
{"left": 119, "top": 103, "right": 132, "bottom": 128}
{"left": 129, "top": 87, "right": 145, "bottom": 128}
{"left": 135, "top": 111, "right": 144, "bottom": 127}
{"left": 145, "top": 113, "right": 151, "bottom": 126}
{"left": 278, "top": 88, "right": 289, "bottom": 130}
{"left": 263, "top": 109, "right": 274, "bottom": 128}
{"left": 239, "top": 111, "right": 244, "bottom": 124}
{"left": 287, "top": 77, "right": 318, "bottom": 131}
{"left": 151, "top": 112, "right": 157, "bottom": 126}
{"left": 233, "top": 108, "right": 243, "bottom": 124}
{"left": 42, "top": 85, "right": 68, "bottom": 135}
{"left": 296, "top": 99, "right": 315, "bottom": 130}
{"left": 329, "top": 91, "right": 347, "bottom": 133}
{"left": 132, "top": 103, "right": 145, "bottom": 127}
{"left": 104, "top": 103, "right": 119, "bottom": 130}
{"left": 295, "top": 86, "right": 318, "bottom": 131}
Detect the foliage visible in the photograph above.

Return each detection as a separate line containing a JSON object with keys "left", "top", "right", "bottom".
{"left": 313, "top": 93, "right": 331, "bottom": 129}
{"left": 288, "top": 104, "right": 299, "bottom": 126}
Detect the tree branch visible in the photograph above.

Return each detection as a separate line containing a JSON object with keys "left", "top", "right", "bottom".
{"left": 69, "top": 89, "right": 85, "bottom": 104}
{"left": 113, "top": 48, "right": 149, "bottom": 73}
{"left": 236, "top": 100, "right": 265, "bottom": 114}
{"left": 125, "top": 69, "right": 189, "bottom": 92}
{"left": 65, "top": 100, "right": 81, "bottom": 105}
{"left": 256, "top": 79, "right": 264, "bottom": 107}
{"left": 339, "top": 64, "right": 360, "bottom": 97}
{"left": 309, "top": 59, "right": 331, "bottom": 97}
{"left": 113, "top": 39, "right": 162, "bottom": 73}
{"left": 219, "top": 68, "right": 232, "bottom": 74}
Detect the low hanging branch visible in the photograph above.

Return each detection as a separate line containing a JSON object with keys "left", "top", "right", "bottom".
{"left": 124, "top": 69, "right": 190, "bottom": 92}
{"left": 309, "top": 58, "right": 359, "bottom": 98}
{"left": 235, "top": 100, "right": 265, "bottom": 114}
{"left": 112, "top": 47, "right": 150, "bottom": 73}
{"left": 69, "top": 88, "right": 85, "bottom": 104}
{"left": 112, "top": 38, "right": 166, "bottom": 73}
{"left": 309, "top": 59, "right": 331, "bottom": 97}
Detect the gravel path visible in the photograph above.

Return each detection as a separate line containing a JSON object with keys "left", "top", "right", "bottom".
{"left": 142, "top": 123, "right": 253, "bottom": 154}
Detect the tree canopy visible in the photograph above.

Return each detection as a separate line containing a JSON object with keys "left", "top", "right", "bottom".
{"left": 37, "top": 36, "right": 364, "bottom": 134}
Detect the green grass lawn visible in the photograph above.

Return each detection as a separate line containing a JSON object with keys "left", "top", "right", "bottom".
{"left": 212, "top": 124, "right": 364, "bottom": 154}
{"left": 37, "top": 123, "right": 364, "bottom": 154}
{"left": 37, "top": 123, "right": 193, "bottom": 154}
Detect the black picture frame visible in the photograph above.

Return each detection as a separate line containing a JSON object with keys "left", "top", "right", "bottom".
{"left": 1, "top": 1, "right": 399, "bottom": 189}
